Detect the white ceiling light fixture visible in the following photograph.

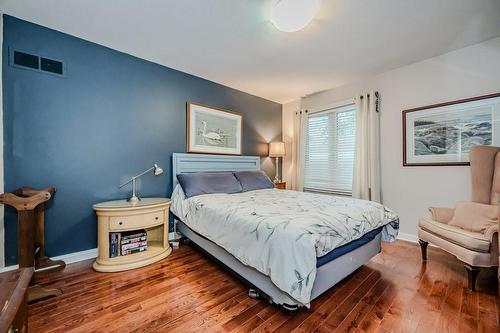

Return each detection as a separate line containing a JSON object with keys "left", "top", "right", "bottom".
{"left": 270, "top": 0, "right": 320, "bottom": 32}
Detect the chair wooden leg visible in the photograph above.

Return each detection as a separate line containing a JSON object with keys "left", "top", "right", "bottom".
{"left": 418, "top": 239, "right": 428, "bottom": 261}
{"left": 28, "top": 285, "right": 63, "bottom": 303}
{"left": 464, "top": 264, "right": 480, "bottom": 292}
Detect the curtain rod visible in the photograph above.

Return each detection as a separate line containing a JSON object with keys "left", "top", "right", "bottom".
{"left": 359, "top": 91, "right": 379, "bottom": 99}
{"left": 359, "top": 91, "right": 380, "bottom": 112}
{"left": 297, "top": 92, "right": 380, "bottom": 115}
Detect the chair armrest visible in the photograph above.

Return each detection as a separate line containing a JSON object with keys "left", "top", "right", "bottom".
{"left": 428, "top": 207, "right": 455, "bottom": 223}
{"left": 484, "top": 224, "right": 498, "bottom": 242}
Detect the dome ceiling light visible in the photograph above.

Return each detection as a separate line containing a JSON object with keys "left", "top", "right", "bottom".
{"left": 270, "top": 0, "right": 320, "bottom": 32}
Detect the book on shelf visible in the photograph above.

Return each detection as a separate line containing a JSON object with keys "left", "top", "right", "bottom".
{"left": 121, "top": 246, "right": 147, "bottom": 256}
{"left": 121, "top": 241, "right": 147, "bottom": 251}
{"left": 120, "top": 235, "right": 147, "bottom": 245}
{"left": 109, "top": 229, "right": 148, "bottom": 257}
{"left": 121, "top": 229, "right": 147, "bottom": 240}
{"left": 109, "top": 232, "right": 121, "bottom": 258}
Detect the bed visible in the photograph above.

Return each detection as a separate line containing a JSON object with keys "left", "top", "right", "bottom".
{"left": 170, "top": 153, "right": 399, "bottom": 310}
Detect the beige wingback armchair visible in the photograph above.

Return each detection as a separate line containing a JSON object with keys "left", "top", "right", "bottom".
{"left": 418, "top": 146, "right": 499, "bottom": 291}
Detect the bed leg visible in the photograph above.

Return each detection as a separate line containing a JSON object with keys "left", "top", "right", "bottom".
{"left": 248, "top": 289, "right": 260, "bottom": 299}
{"left": 281, "top": 303, "right": 300, "bottom": 313}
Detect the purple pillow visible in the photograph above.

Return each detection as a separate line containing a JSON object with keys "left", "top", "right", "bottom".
{"left": 233, "top": 171, "right": 274, "bottom": 192}
{"left": 176, "top": 172, "right": 243, "bottom": 198}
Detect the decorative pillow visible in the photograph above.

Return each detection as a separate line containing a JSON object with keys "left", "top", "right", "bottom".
{"left": 448, "top": 201, "right": 498, "bottom": 233}
{"left": 233, "top": 171, "right": 274, "bottom": 192}
{"left": 176, "top": 172, "right": 242, "bottom": 198}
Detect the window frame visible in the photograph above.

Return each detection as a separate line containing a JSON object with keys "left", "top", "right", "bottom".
{"left": 303, "top": 100, "right": 356, "bottom": 196}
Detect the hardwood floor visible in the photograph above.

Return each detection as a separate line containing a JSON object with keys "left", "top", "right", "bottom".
{"left": 28, "top": 241, "right": 499, "bottom": 333}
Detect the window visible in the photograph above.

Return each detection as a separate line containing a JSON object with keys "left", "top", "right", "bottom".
{"left": 304, "top": 104, "right": 356, "bottom": 195}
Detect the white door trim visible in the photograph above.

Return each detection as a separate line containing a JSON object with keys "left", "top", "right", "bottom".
{"left": 0, "top": 13, "right": 5, "bottom": 268}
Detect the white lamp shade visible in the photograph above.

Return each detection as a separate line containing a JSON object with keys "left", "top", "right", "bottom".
{"left": 153, "top": 164, "right": 163, "bottom": 176}
{"left": 270, "top": 0, "right": 320, "bottom": 32}
{"left": 269, "top": 142, "right": 286, "bottom": 157}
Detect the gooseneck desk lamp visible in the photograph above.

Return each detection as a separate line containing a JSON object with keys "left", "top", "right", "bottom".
{"left": 119, "top": 163, "right": 163, "bottom": 202}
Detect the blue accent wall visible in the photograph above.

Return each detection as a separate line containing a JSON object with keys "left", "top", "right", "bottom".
{"left": 2, "top": 15, "right": 282, "bottom": 265}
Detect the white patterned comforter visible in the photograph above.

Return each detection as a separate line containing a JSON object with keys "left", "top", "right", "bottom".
{"left": 170, "top": 186, "right": 399, "bottom": 306}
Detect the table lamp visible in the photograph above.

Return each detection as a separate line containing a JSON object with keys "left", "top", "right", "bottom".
{"left": 119, "top": 163, "right": 163, "bottom": 202}
{"left": 269, "top": 142, "right": 285, "bottom": 183}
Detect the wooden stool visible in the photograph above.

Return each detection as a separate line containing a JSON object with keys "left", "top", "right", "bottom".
{"left": 0, "top": 186, "right": 65, "bottom": 302}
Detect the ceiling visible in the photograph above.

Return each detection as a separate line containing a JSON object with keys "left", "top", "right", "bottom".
{"left": 2, "top": 0, "right": 500, "bottom": 103}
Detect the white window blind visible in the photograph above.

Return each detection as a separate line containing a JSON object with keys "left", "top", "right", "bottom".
{"left": 304, "top": 104, "right": 356, "bottom": 194}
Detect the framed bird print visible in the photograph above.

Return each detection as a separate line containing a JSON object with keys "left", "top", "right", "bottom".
{"left": 186, "top": 102, "right": 242, "bottom": 155}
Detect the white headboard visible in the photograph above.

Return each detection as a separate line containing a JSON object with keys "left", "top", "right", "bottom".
{"left": 172, "top": 153, "right": 261, "bottom": 188}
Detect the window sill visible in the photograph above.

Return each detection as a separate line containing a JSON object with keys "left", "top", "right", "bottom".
{"left": 303, "top": 187, "right": 352, "bottom": 197}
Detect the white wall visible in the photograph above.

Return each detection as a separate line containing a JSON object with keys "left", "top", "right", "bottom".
{"left": 289, "top": 36, "right": 500, "bottom": 240}
{"left": 0, "top": 13, "right": 4, "bottom": 267}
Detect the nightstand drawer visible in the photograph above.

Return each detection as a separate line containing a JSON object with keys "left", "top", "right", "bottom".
{"left": 109, "top": 210, "right": 164, "bottom": 231}
{"left": 274, "top": 182, "right": 286, "bottom": 189}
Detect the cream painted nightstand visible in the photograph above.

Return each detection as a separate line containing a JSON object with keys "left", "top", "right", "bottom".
{"left": 92, "top": 198, "right": 172, "bottom": 272}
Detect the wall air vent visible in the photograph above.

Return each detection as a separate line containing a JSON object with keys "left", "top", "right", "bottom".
{"left": 11, "top": 48, "right": 64, "bottom": 77}
{"left": 13, "top": 50, "right": 39, "bottom": 69}
{"left": 41, "top": 57, "right": 63, "bottom": 75}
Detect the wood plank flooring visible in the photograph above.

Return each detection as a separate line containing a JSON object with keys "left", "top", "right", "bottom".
{"left": 28, "top": 241, "right": 499, "bottom": 333}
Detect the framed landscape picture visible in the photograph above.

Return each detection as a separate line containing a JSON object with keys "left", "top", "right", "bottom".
{"left": 403, "top": 93, "right": 500, "bottom": 166}
{"left": 186, "top": 102, "right": 242, "bottom": 155}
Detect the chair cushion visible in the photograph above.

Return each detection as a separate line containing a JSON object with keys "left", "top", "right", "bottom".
{"left": 448, "top": 201, "right": 498, "bottom": 233}
{"left": 418, "top": 218, "right": 491, "bottom": 253}
{"left": 428, "top": 207, "right": 455, "bottom": 223}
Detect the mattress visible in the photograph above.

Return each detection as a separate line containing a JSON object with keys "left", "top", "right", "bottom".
{"left": 179, "top": 216, "right": 382, "bottom": 269}
{"left": 316, "top": 226, "right": 383, "bottom": 267}
{"left": 170, "top": 185, "right": 399, "bottom": 305}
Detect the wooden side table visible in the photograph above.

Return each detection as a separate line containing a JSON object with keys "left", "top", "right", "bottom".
{"left": 274, "top": 181, "right": 286, "bottom": 190}
{"left": 93, "top": 198, "right": 172, "bottom": 272}
{"left": 0, "top": 186, "right": 64, "bottom": 302}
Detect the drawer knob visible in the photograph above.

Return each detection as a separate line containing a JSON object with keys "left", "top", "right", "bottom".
{"left": 119, "top": 221, "right": 123, "bottom": 225}
{"left": 155, "top": 217, "right": 159, "bottom": 220}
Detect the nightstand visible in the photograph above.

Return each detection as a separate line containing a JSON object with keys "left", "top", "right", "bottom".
{"left": 274, "top": 181, "right": 286, "bottom": 189}
{"left": 93, "top": 198, "right": 172, "bottom": 272}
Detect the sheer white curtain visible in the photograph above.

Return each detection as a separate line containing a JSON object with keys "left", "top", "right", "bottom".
{"left": 293, "top": 109, "right": 308, "bottom": 191}
{"left": 352, "top": 91, "right": 381, "bottom": 202}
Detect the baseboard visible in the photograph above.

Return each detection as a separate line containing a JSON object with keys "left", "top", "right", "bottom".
{"left": 397, "top": 232, "right": 418, "bottom": 243}
{"left": 397, "top": 231, "right": 440, "bottom": 249}
{"left": 0, "top": 248, "right": 97, "bottom": 273}
{"left": 0, "top": 231, "right": 429, "bottom": 272}
{"left": 169, "top": 231, "right": 183, "bottom": 241}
